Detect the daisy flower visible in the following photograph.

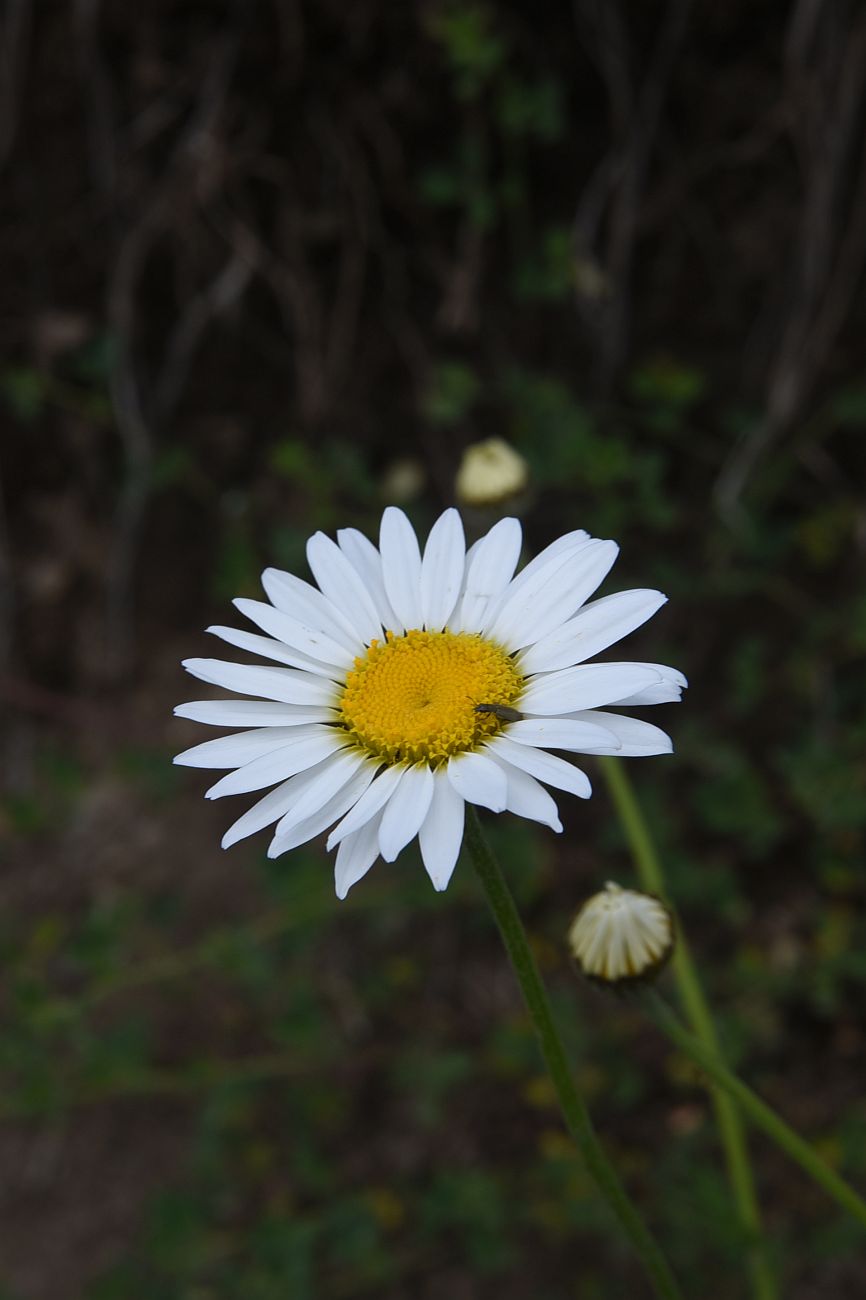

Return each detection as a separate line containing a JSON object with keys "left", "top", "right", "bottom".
{"left": 175, "top": 508, "right": 685, "bottom": 898}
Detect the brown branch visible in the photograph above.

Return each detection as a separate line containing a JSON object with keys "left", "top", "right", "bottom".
{"left": 716, "top": 6, "right": 866, "bottom": 517}
{"left": 573, "top": 0, "right": 692, "bottom": 387}
{"left": 0, "top": 0, "right": 31, "bottom": 171}
{"left": 152, "top": 244, "right": 255, "bottom": 427}
{"left": 0, "top": 455, "right": 14, "bottom": 671}
{"left": 74, "top": 0, "right": 118, "bottom": 194}
{"left": 100, "top": 19, "right": 244, "bottom": 680}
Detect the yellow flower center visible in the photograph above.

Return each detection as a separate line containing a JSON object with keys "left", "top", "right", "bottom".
{"left": 338, "top": 629, "right": 524, "bottom": 766}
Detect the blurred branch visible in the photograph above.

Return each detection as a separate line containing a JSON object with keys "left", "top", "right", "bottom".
{"left": 573, "top": 0, "right": 692, "bottom": 388}
{"left": 74, "top": 0, "right": 117, "bottom": 194}
{"left": 152, "top": 243, "right": 255, "bottom": 427}
{"left": 0, "top": 0, "right": 31, "bottom": 171}
{"left": 104, "top": 195, "right": 168, "bottom": 681}
{"left": 102, "top": 17, "right": 245, "bottom": 680}
{"left": 0, "top": 674, "right": 97, "bottom": 726}
{"left": 0, "top": 454, "right": 13, "bottom": 670}
{"left": 316, "top": 112, "right": 372, "bottom": 390}
{"left": 716, "top": 2, "right": 866, "bottom": 518}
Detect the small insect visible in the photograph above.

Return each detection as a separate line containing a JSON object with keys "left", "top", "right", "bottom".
{"left": 474, "top": 702, "right": 524, "bottom": 723}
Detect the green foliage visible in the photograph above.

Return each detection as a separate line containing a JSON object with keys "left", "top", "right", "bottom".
{"left": 504, "top": 370, "right": 679, "bottom": 534}
{"left": 65, "top": 331, "right": 119, "bottom": 383}
{"left": 691, "top": 742, "right": 784, "bottom": 859}
{"left": 420, "top": 2, "right": 564, "bottom": 237}
{"left": 421, "top": 1168, "right": 514, "bottom": 1273}
{"left": 391, "top": 1045, "right": 473, "bottom": 1128}
{"left": 512, "top": 227, "right": 574, "bottom": 301}
{"left": 422, "top": 362, "right": 480, "bottom": 427}
{"left": 830, "top": 385, "right": 866, "bottom": 427}
{"left": 497, "top": 77, "right": 564, "bottom": 141}
{"left": 427, "top": 4, "right": 508, "bottom": 101}
{"left": 0, "top": 366, "right": 48, "bottom": 421}
{"left": 211, "top": 518, "right": 261, "bottom": 601}
{"left": 629, "top": 357, "right": 706, "bottom": 433}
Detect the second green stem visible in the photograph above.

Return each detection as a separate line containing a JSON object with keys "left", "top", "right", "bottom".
{"left": 600, "top": 757, "right": 775, "bottom": 1300}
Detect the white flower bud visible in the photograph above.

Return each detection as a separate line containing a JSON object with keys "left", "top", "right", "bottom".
{"left": 455, "top": 438, "right": 529, "bottom": 507}
{"left": 568, "top": 882, "right": 674, "bottom": 985}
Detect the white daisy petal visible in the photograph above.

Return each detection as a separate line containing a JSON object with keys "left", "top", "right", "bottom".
{"left": 506, "top": 717, "right": 621, "bottom": 754}
{"left": 487, "top": 753, "right": 563, "bottom": 831}
{"left": 451, "top": 516, "right": 523, "bottom": 633}
{"left": 520, "top": 663, "right": 662, "bottom": 715}
{"left": 380, "top": 506, "right": 423, "bottom": 629}
{"left": 378, "top": 764, "right": 435, "bottom": 862}
{"left": 326, "top": 764, "right": 405, "bottom": 849}
{"left": 608, "top": 664, "right": 688, "bottom": 707}
{"left": 175, "top": 726, "right": 324, "bottom": 769}
{"left": 420, "top": 509, "right": 466, "bottom": 630}
{"left": 476, "top": 528, "right": 588, "bottom": 625}
{"left": 504, "top": 529, "right": 590, "bottom": 586}
{"left": 486, "top": 735, "right": 592, "bottom": 799}
{"left": 418, "top": 772, "right": 465, "bottom": 891}
{"left": 233, "top": 598, "right": 356, "bottom": 670}
{"left": 447, "top": 751, "right": 508, "bottom": 812}
{"left": 564, "top": 711, "right": 673, "bottom": 756}
{"left": 485, "top": 539, "right": 619, "bottom": 650}
{"left": 273, "top": 750, "right": 371, "bottom": 841}
{"left": 267, "top": 763, "right": 377, "bottom": 857}
{"left": 613, "top": 683, "right": 683, "bottom": 706}
{"left": 481, "top": 536, "right": 590, "bottom": 641}
{"left": 337, "top": 528, "right": 404, "bottom": 634}
{"left": 206, "top": 625, "right": 341, "bottom": 677}
{"left": 335, "top": 812, "right": 385, "bottom": 899}
{"left": 220, "top": 776, "right": 307, "bottom": 849}
{"left": 461, "top": 536, "right": 483, "bottom": 578}
{"left": 306, "top": 532, "right": 385, "bottom": 646}
{"left": 175, "top": 700, "right": 335, "bottom": 728}
{"left": 221, "top": 754, "right": 366, "bottom": 852}
{"left": 260, "top": 568, "right": 362, "bottom": 651}
{"left": 182, "top": 659, "right": 339, "bottom": 708}
{"left": 205, "top": 729, "right": 345, "bottom": 798}
{"left": 519, "top": 589, "right": 668, "bottom": 675}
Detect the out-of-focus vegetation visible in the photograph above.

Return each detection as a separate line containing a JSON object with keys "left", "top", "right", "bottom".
{"left": 2, "top": 2, "right": 866, "bottom": 1296}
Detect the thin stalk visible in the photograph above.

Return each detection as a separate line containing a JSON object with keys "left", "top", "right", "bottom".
{"left": 464, "top": 807, "right": 683, "bottom": 1300}
{"left": 646, "top": 991, "right": 866, "bottom": 1231}
{"left": 600, "top": 757, "right": 775, "bottom": 1300}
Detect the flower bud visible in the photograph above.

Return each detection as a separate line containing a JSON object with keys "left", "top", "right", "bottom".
{"left": 455, "top": 438, "right": 529, "bottom": 508}
{"left": 568, "top": 882, "right": 674, "bottom": 986}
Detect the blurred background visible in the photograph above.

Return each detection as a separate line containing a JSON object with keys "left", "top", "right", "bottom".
{"left": 2, "top": 1, "right": 866, "bottom": 1296}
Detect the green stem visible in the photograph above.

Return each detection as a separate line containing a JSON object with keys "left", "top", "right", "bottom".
{"left": 464, "top": 807, "right": 683, "bottom": 1300}
{"left": 599, "top": 757, "right": 775, "bottom": 1300}
{"left": 646, "top": 991, "right": 866, "bottom": 1231}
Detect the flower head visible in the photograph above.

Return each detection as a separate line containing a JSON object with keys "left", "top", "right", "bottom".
{"left": 175, "top": 508, "right": 685, "bottom": 897}
{"left": 568, "top": 882, "right": 674, "bottom": 985}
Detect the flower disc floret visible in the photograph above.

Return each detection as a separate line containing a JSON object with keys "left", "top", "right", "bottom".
{"left": 338, "top": 628, "right": 524, "bottom": 766}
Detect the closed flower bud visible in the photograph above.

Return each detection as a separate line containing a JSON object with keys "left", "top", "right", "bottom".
{"left": 568, "top": 882, "right": 674, "bottom": 986}
{"left": 455, "top": 438, "right": 529, "bottom": 508}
